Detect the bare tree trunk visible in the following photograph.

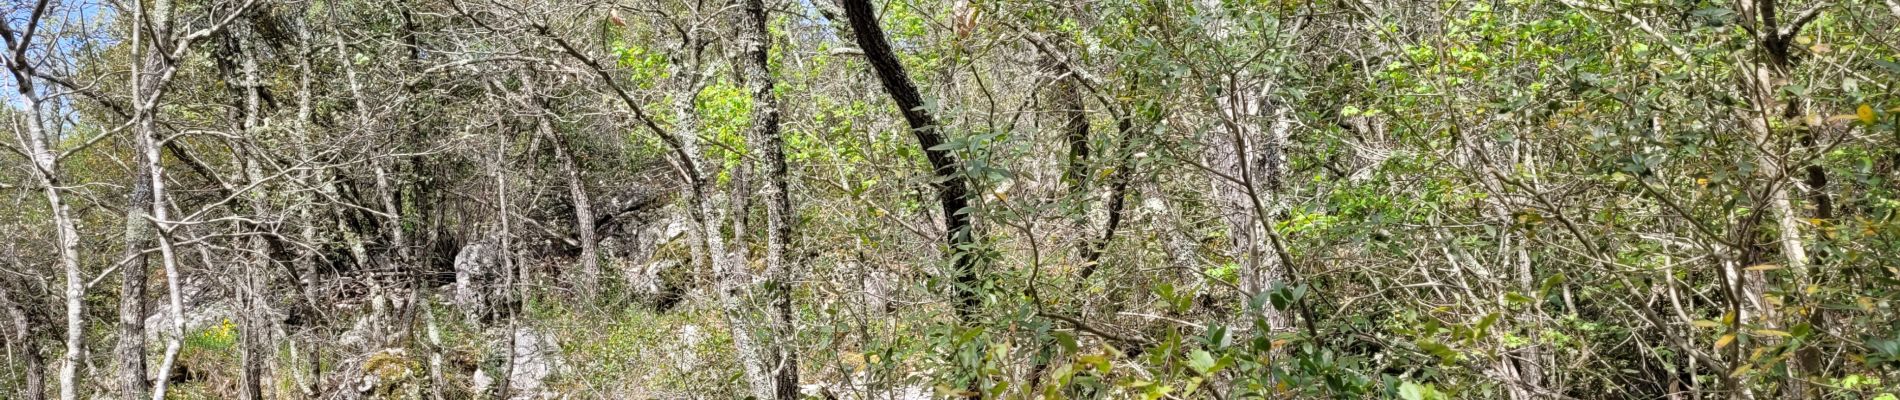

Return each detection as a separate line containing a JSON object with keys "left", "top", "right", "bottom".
{"left": 114, "top": 104, "right": 155, "bottom": 400}
{"left": 145, "top": 102, "right": 188, "bottom": 400}
{"left": 1052, "top": 53, "right": 1091, "bottom": 194}
{"left": 230, "top": 25, "right": 269, "bottom": 400}
{"left": 842, "top": 0, "right": 984, "bottom": 319}
{"left": 1, "top": 258, "right": 47, "bottom": 400}
{"left": 6, "top": 26, "right": 87, "bottom": 400}
{"left": 521, "top": 72, "right": 600, "bottom": 294}
{"left": 291, "top": 16, "right": 326, "bottom": 398}
{"left": 736, "top": 0, "right": 799, "bottom": 396}
{"left": 1206, "top": 88, "right": 1294, "bottom": 333}
{"left": 331, "top": 13, "right": 397, "bottom": 343}
{"left": 1732, "top": 0, "right": 1827, "bottom": 395}
{"left": 115, "top": 0, "right": 170, "bottom": 393}
{"left": 1192, "top": 0, "right": 1296, "bottom": 335}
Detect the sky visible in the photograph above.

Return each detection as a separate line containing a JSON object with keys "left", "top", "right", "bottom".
{"left": 3, "top": 0, "right": 117, "bottom": 109}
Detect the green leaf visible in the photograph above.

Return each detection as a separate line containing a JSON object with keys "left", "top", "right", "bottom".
{"left": 1504, "top": 292, "right": 1534, "bottom": 305}
{"left": 1186, "top": 349, "right": 1215, "bottom": 373}
{"left": 1416, "top": 339, "right": 1457, "bottom": 363}
{"left": 1053, "top": 331, "right": 1079, "bottom": 354}
{"left": 1398, "top": 381, "right": 1436, "bottom": 400}
{"left": 1473, "top": 312, "right": 1501, "bottom": 340}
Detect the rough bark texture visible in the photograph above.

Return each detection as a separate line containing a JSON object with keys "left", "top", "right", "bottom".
{"left": 735, "top": 0, "right": 800, "bottom": 397}
{"left": 115, "top": 82, "right": 156, "bottom": 400}
{"left": 842, "top": 0, "right": 983, "bottom": 318}
{"left": 526, "top": 71, "right": 601, "bottom": 293}
{"left": 1194, "top": 0, "right": 1295, "bottom": 334}
{"left": 1, "top": 259, "right": 47, "bottom": 400}
{"left": 117, "top": 2, "right": 175, "bottom": 394}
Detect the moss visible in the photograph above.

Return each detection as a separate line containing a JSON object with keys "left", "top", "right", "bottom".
{"left": 362, "top": 349, "right": 420, "bottom": 398}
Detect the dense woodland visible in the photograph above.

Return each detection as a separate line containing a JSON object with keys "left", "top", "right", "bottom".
{"left": 3, "top": 0, "right": 1900, "bottom": 398}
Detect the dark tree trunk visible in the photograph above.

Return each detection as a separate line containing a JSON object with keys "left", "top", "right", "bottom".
{"left": 2, "top": 275, "right": 46, "bottom": 400}
{"left": 841, "top": 0, "right": 983, "bottom": 319}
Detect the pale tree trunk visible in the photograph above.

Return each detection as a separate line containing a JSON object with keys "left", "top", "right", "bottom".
{"left": 144, "top": 94, "right": 188, "bottom": 400}
{"left": 4, "top": 8, "right": 88, "bottom": 397}
{"left": 1194, "top": 0, "right": 1296, "bottom": 334}
{"left": 116, "top": 0, "right": 172, "bottom": 393}
{"left": 115, "top": 81, "right": 156, "bottom": 400}
{"left": 736, "top": 0, "right": 799, "bottom": 396}
{"left": 1464, "top": 133, "right": 1549, "bottom": 398}
{"left": 290, "top": 17, "right": 326, "bottom": 397}
{"left": 331, "top": 17, "right": 396, "bottom": 342}
{"left": 1205, "top": 87, "right": 1294, "bottom": 333}
{"left": 658, "top": 31, "right": 774, "bottom": 397}
{"left": 229, "top": 24, "right": 270, "bottom": 400}
{"left": 1732, "top": 0, "right": 1827, "bottom": 394}
{"left": 685, "top": 80, "right": 774, "bottom": 400}
{"left": 520, "top": 72, "right": 600, "bottom": 295}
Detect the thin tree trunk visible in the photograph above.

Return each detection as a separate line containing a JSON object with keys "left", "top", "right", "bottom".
{"left": 1206, "top": 87, "right": 1294, "bottom": 333}
{"left": 842, "top": 0, "right": 984, "bottom": 319}
{"left": 230, "top": 24, "right": 269, "bottom": 400}
{"left": 4, "top": 2, "right": 84, "bottom": 398}
{"left": 145, "top": 105, "right": 188, "bottom": 400}
{"left": 736, "top": 0, "right": 799, "bottom": 396}
{"left": 1733, "top": 0, "right": 1826, "bottom": 394}
{"left": 521, "top": 72, "right": 600, "bottom": 294}
{"left": 291, "top": 15, "right": 326, "bottom": 398}
{"left": 114, "top": 97, "right": 155, "bottom": 400}
{"left": 9, "top": 33, "right": 87, "bottom": 400}
{"left": 1, "top": 252, "right": 47, "bottom": 400}
{"left": 115, "top": 0, "right": 170, "bottom": 393}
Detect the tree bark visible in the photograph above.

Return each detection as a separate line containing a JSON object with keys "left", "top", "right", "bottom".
{"left": 227, "top": 23, "right": 269, "bottom": 400}
{"left": 0, "top": 273, "right": 47, "bottom": 400}
{"left": 114, "top": 0, "right": 173, "bottom": 394}
{"left": 521, "top": 72, "right": 601, "bottom": 294}
{"left": 841, "top": 0, "right": 984, "bottom": 319}
{"left": 736, "top": 0, "right": 799, "bottom": 397}
{"left": 3, "top": 2, "right": 88, "bottom": 397}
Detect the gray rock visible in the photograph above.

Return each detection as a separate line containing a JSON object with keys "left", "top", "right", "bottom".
{"left": 473, "top": 326, "right": 564, "bottom": 399}
{"left": 453, "top": 240, "right": 505, "bottom": 325}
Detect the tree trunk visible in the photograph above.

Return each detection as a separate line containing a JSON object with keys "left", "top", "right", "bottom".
{"left": 10, "top": 34, "right": 87, "bottom": 400}
{"left": 1206, "top": 88, "right": 1294, "bottom": 333}
{"left": 114, "top": 51, "right": 158, "bottom": 400}
{"left": 1733, "top": 0, "right": 1826, "bottom": 394}
{"left": 519, "top": 71, "right": 601, "bottom": 294}
{"left": 144, "top": 97, "right": 188, "bottom": 400}
{"left": 118, "top": 0, "right": 184, "bottom": 391}
{"left": 230, "top": 25, "right": 269, "bottom": 400}
{"left": 736, "top": 0, "right": 799, "bottom": 396}
{"left": 1, "top": 257, "right": 48, "bottom": 400}
{"left": 842, "top": 0, "right": 984, "bottom": 319}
